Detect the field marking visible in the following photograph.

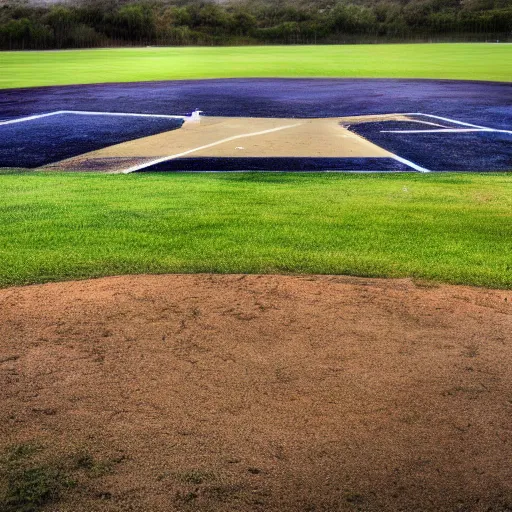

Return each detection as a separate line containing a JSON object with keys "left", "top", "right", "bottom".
{"left": 4, "top": 110, "right": 510, "bottom": 133}
{"left": 121, "top": 123, "right": 303, "bottom": 173}
{"left": 348, "top": 112, "right": 511, "bottom": 135}
{"left": 2, "top": 110, "right": 509, "bottom": 173}
{"left": 0, "top": 110, "right": 189, "bottom": 126}
{"left": 390, "top": 155, "right": 430, "bottom": 173}
{"left": 59, "top": 110, "right": 189, "bottom": 120}
{"left": 405, "top": 113, "right": 512, "bottom": 135}
{"left": 381, "top": 128, "right": 493, "bottom": 134}
{"left": 376, "top": 113, "right": 512, "bottom": 135}
{"left": 410, "top": 113, "right": 496, "bottom": 130}
{"left": 410, "top": 120, "right": 449, "bottom": 128}
{"left": 0, "top": 112, "right": 63, "bottom": 126}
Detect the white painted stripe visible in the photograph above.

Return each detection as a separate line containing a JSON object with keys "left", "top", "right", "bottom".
{"left": 59, "top": 110, "right": 189, "bottom": 120}
{"left": 122, "top": 123, "right": 303, "bottom": 173}
{"left": 0, "top": 110, "right": 189, "bottom": 126}
{"left": 391, "top": 155, "right": 430, "bottom": 173}
{"left": 406, "top": 113, "right": 512, "bottom": 134}
{"left": 381, "top": 128, "right": 490, "bottom": 134}
{"left": 410, "top": 120, "right": 449, "bottom": 128}
{"left": 0, "top": 111, "right": 62, "bottom": 125}
{"left": 349, "top": 112, "right": 511, "bottom": 134}
{"left": 405, "top": 113, "right": 492, "bottom": 129}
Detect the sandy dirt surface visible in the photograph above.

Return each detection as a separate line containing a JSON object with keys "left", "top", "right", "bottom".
{"left": 1, "top": 274, "right": 512, "bottom": 511}
{"left": 47, "top": 117, "right": 391, "bottom": 173}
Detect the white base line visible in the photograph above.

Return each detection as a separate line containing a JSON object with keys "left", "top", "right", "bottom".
{"left": 3, "top": 111, "right": 510, "bottom": 133}
{"left": 391, "top": 155, "right": 430, "bottom": 173}
{"left": 407, "top": 120, "right": 448, "bottom": 128}
{"left": 0, "top": 112, "right": 63, "bottom": 126}
{"left": 0, "top": 110, "right": 189, "bottom": 126}
{"left": 122, "top": 123, "right": 303, "bottom": 174}
{"left": 404, "top": 113, "right": 512, "bottom": 135}
{"left": 60, "top": 110, "right": 188, "bottom": 120}
{"left": 382, "top": 128, "right": 493, "bottom": 134}
{"left": 2, "top": 110, "right": 508, "bottom": 173}
{"left": 350, "top": 112, "right": 511, "bottom": 135}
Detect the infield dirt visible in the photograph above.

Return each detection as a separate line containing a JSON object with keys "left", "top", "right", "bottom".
{"left": 46, "top": 116, "right": 391, "bottom": 173}
{"left": 1, "top": 274, "right": 511, "bottom": 511}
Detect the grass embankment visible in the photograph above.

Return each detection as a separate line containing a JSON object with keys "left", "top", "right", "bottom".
{"left": 1, "top": 43, "right": 511, "bottom": 89}
{"left": 0, "top": 171, "right": 510, "bottom": 289}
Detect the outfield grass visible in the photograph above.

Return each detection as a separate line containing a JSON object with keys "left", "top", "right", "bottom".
{"left": 0, "top": 171, "right": 510, "bottom": 289}
{"left": 1, "top": 43, "right": 511, "bottom": 89}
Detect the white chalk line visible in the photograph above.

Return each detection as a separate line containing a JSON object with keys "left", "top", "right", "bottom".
{"left": 3, "top": 110, "right": 510, "bottom": 134}
{"left": 2, "top": 110, "right": 508, "bottom": 173}
{"left": 0, "top": 110, "right": 189, "bottom": 126}
{"left": 122, "top": 123, "right": 303, "bottom": 173}
{"left": 390, "top": 155, "right": 430, "bottom": 173}
{"left": 62, "top": 110, "right": 188, "bottom": 120}
{"left": 348, "top": 112, "right": 511, "bottom": 135}
{"left": 409, "top": 113, "right": 495, "bottom": 130}
{"left": 0, "top": 112, "right": 63, "bottom": 126}
{"left": 406, "top": 119, "right": 449, "bottom": 128}
{"left": 403, "top": 113, "right": 512, "bottom": 135}
{"left": 382, "top": 128, "right": 492, "bottom": 134}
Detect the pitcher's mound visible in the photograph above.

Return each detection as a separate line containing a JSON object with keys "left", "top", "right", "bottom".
{"left": 1, "top": 274, "right": 511, "bottom": 511}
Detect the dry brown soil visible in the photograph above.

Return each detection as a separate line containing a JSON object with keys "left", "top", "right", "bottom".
{"left": 1, "top": 274, "right": 512, "bottom": 511}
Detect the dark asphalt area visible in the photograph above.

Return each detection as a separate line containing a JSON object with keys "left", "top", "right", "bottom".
{"left": 350, "top": 123, "right": 512, "bottom": 172}
{"left": 0, "top": 79, "right": 510, "bottom": 171}
{"left": 141, "top": 157, "right": 409, "bottom": 173}
{"left": 0, "top": 114, "right": 183, "bottom": 168}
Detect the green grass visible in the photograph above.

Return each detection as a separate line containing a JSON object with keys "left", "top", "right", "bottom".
{"left": 1, "top": 43, "right": 511, "bottom": 89}
{"left": 0, "top": 443, "right": 124, "bottom": 511}
{"left": 1, "top": 444, "right": 69, "bottom": 512}
{"left": 0, "top": 171, "right": 510, "bottom": 289}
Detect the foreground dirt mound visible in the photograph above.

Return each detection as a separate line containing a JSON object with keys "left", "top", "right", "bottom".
{"left": 1, "top": 274, "right": 511, "bottom": 511}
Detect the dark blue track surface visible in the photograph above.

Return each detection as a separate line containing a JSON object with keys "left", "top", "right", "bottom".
{"left": 0, "top": 114, "right": 182, "bottom": 168}
{"left": 0, "top": 79, "right": 510, "bottom": 171}
{"left": 142, "top": 157, "right": 409, "bottom": 173}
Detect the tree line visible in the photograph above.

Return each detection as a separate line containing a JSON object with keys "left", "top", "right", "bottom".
{"left": 1, "top": 0, "right": 511, "bottom": 50}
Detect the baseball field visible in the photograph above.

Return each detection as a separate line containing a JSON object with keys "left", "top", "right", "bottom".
{"left": 1, "top": 44, "right": 511, "bottom": 512}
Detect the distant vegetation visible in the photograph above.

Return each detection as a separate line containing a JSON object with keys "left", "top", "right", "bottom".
{"left": 1, "top": 0, "right": 511, "bottom": 49}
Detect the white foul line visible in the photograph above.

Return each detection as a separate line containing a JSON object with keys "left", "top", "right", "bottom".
{"left": 0, "top": 112, "right": 63, "bottom": 126}
{"left": 0, "top": 110, "right": 189, "bottom": 126}
{"left": 411, "top": 120, "right": 448, "bottom": 128}
{"left": 121, "top": 123, "right": 303, "bottom": 174}
{"left": 59, "top": 110, "right": 188, "bottom": 120}
{"left": 404, "top": 113, "right": 512, "bottom": 135}
{"left": 378, "top": 113, "right": 512, "bottom": 135}
{"left": 2, "top": 109, "right": 509, "bottom": 173}
{"left": 381, "top": 128, "right": 493, "bottom": 134}
{"left": 390, "top": 155, "right": 430, "bottom": 173}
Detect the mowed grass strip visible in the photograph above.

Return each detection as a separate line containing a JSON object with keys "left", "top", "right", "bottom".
{"left": 1, "top": 43, "right": 511, "bottom": 89}
{"left": 0, "top": 171, "right": 510, "bottom": 289}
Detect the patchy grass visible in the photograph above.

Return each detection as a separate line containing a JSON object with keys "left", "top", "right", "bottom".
{"left": 70, "top": 451, "right": 123, "bottom": 478}
{"left": 1, "top": 43, "right": 511, "bottom": 89}
{"left": 0, "top": 172, "right": 511, "bottom": 289}
{"left": 177, "top": 470, "right": 216, "bottom": 485}
{"left": 0, "top": 444, "right": 72, "bottom": 512}
{"left": 2, "top": 466, "right": 69, "bottom": 512}
{"left": 0, "top": 444, "right": 125, "bottom": 511}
